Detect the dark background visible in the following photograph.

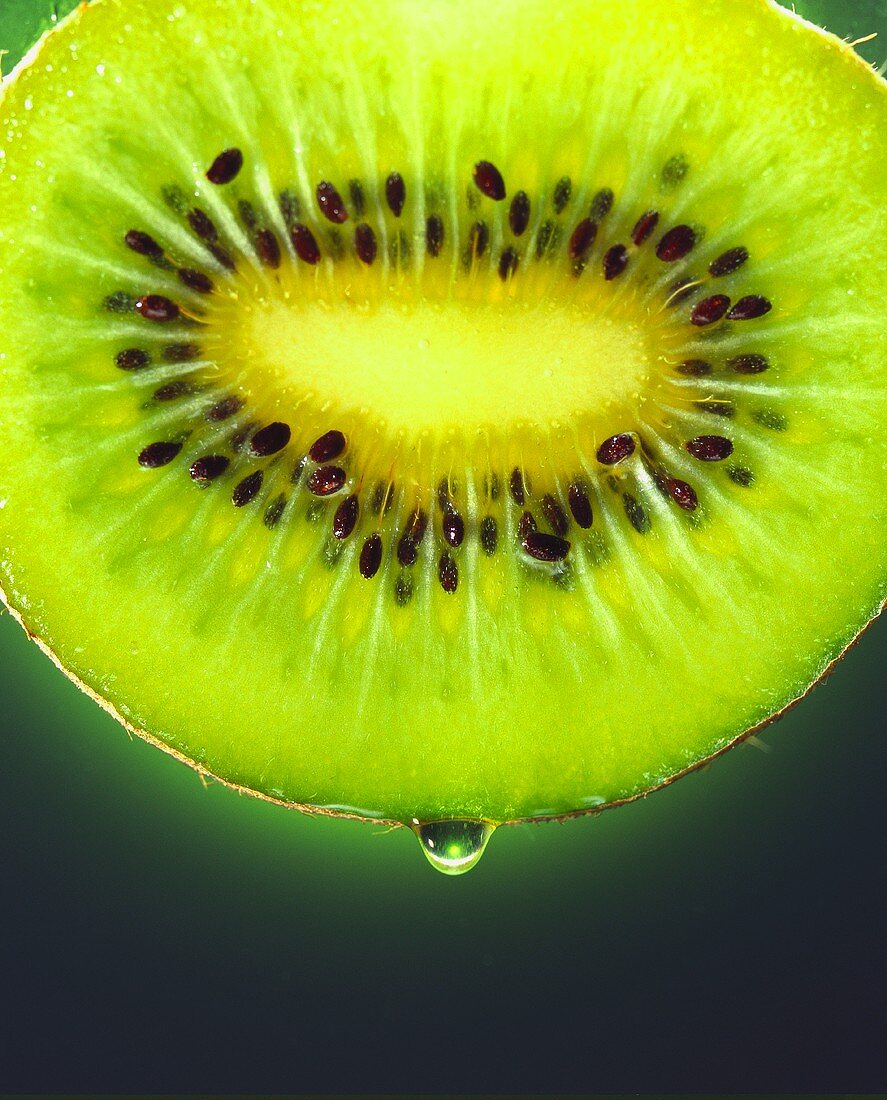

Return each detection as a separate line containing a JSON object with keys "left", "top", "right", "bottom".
{"left": 1, "top": 1, "right": 885, "bottom": 1093}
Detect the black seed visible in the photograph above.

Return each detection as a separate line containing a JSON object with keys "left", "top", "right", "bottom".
{"left": 394, "top": 574, "right": 413, "bottom": 607}
{"left": 691, "top": 294, "right": 731, "bottom": 326}
{"left": 360, "top": 533, "right": 383, "bottom": 579}
{"left": 138, "top": 441, "right": 182, "bottom": 468}
{"left": 188, "top": 208, "right": 218, "bottom": 241}
{"left": 468, "top": 221, "right": 489, "bottom": 258}
{"left": 309, "top": 429, "right": 346, "bottom": 463}
{"left": 125, "top": 230, "right": 163, "bottom": 258}
{"left": 439, "top": 552, "right": 458, "bottom": 594}
{"left": 709, "top": 246, "right": 749, "bottom": 277}
{"left": 388, "top": 230, "right": 411, "bottom": 265}
{"left": 325, "top": 538, "right": 345, "bottom": 571}
{"left": 326, "top": 534, "right": 345, "bottom": 566}
{"left": 695, "top": 400, "right": 735, "bottom": 418}
{"left": 264, "top": 494, "right": 287, "bottom": 529}
{"left": 305, "top": 499, "right": 328, "bottom": 524}
{"left": 238, "top": 200, "right": 258, "bottom": 230}
{"left": 677, "top": 358, "right": 712, "bottom": 376}
{"left": 589, "top": 188, "right": 614, "bottom": 220}
{"left": 727, "top": 295, "right": 772, "bottom": 321}
{"left": 569, "top": 218, "right": 597, "bottom": 260}
{"left": 206, "top": 147, "right": 243, "bottom": 185}
{"left": 255, "top": 229, "right": 282, "bottom": 269}
{"left": 395, "top": 538, "right": 415, "bottom": 571}
{"left": 728, "top": 353, "right": 769, "bottom": 374}
{"left": 509, "top": 191, "right": 530, "bottom": 236}
{"left": 178, "top": 268, "right": 214, "bottom": 294}
{"left": 278, "top": 189, "right": 301, "bottom": 228}
{"left": 623, "top": 493, "right": 650, "bottom": 534}
{"left": 728, "top": 465, "right": 755, "bottom": 487}
{"left": 523, "top": 530, "right": 569, "bottom": 562}
{"left": 153, "top": 381, "right": 192, "bottom": 402}
{"left": 686, "top": 435, "right": 734, "bottom": 461}
{"left": 105, "top": 291, "right": 136, "bottom": 313}
{"left": 632, "top": 210, "right": 659, "bottom": 246}
{"left": 208, "top": 243, "right": 236, "bottom": 271}
{"left": 666, "top": 478, "right": 698, "bottom": 511}
{"left": 661, "top": 155, "right": 689, "bottom": 188}
{"left": 230, "top": 423, "right": 256, "bottom": 453}
{"left": 656, "top": 225, "right": 696, "bottom": 262}
{"left": 518, "top": 511, "right": 537, "bottom": 541}
{"left": 472, "top": 160, "right": 506, "bottom": 201}
{"left": 325, "top": 228, "right": 346, "bottom": 262}
{"left": 328, "top": 534, "right": 350, "bottom": 572}
{"left": 291, "top": 455, "right": 307, "bottom": 484}
{"left": 370, "top": 483, "right": 386, "bottom": 515}
{"left": 385, "top": 172, "right": 406, "bottom": 217}
{"left": 437, "top": 478, "right": 452, "bottom": 511}
{"left": 651, "top": 469, "right": 670, "bottom": 500}
{"left": 541, "top": 494, "right": 569, "bottom": 536}
{"left": 291, "top": 224, "right": 321, "bottom": 264}
{"left": 115, "top": 348, "right": 150, "bottom": 371}
{"left": 666, "top": 277, "right": 698, "bottom": 307}
{"left": 480, "top": 515, "right": 498, "bottom": 554}
{"left": 232, "top": 469, "right": 263, "bottom": 506}
{"left": 568, "top": 483, "right": 593, "bottom": 528}
{"left": 603, "top": 244, "right": 629, "bottom": 280}
{"left": 189, "top": 454, "right": 229, "bottom": 483}
{"left": 553, "top": 176, "right": 572, "bottom": 213}
{"left": 509, "top": 467, "right": 526, "bottom": 506}
{"left": 426, "top": 215, "right": 445, "bottom": 257}
{"left": 407, "top": 508, "right": 429, "bottom": 541}
{"left": 161, "top": 184, "right": 189, "bottom": 215}
{"left": 136, "top": 295, "right": 179, "bottom": 322}
{"left": 442, "top": 509, "right": 465, "bottom": 547}
{"left": 316, "top": 180, "right": 348, "bottom": 224}
{"left": 754, "top": 408, "right": 787, "bottom": 432}
{"left": 597, "top": 433, "right": 635, "bottom": 465}
{"left": 534, "top": 221, "right": 554, "bottom": 259}
{"left": 250, "top": 422, "right": 291, "bottom": 457}
{"left": 348, "top": 179, "right": 366, "bottom": 218}
{"left": 163, "top": 343, "right": 200, "bottom": 363}
{"left": 307, "top": 465, "right": 346, "bottom": 496}
{"left": 498, "top": 247, "right": 519, "bottom": 281}
{"left": 206, "top": 394, "right": 244, "bottom": 422}
{"left": 332, "top": 494, "right": 359, "bottom": 539}
{"left": 355, "top": 223, "right": 377, "bottom": 265}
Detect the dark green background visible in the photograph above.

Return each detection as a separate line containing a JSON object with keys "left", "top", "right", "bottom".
{"left": 1, "top": 0, "right": 885, "bottom": 1092}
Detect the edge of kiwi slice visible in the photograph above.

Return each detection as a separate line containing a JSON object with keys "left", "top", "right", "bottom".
{"left": 0, "top": 0, "right": 884, "bottom": 870}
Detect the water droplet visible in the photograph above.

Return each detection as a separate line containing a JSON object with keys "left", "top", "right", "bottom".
{"left": 413, "top": 818, "right": 495, "bottom": 876}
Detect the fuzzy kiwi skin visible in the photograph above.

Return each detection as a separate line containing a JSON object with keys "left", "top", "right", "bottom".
{"left": 0, "top": 0, "right": 885, "bottom": 830}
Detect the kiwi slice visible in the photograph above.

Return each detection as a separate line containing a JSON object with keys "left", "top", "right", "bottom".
{"left": 0, "top": 0, "right": 884, "bottom": 874}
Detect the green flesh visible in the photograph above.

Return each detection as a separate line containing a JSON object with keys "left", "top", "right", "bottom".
{"left": 0, "top": 0, "right": 884, "bottom": 826}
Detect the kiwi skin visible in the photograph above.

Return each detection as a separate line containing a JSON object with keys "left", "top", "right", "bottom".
{"left": 3, "top": 578, "right": 880, "bottom": 831}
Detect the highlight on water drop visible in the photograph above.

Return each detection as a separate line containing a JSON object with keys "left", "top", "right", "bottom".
{"left": 413, "top": 818, "right": 496, "bottom": 876}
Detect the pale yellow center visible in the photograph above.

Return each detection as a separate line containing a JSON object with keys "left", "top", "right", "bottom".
{"left": 230, "top": 294, "right": 651, "bottom": 432}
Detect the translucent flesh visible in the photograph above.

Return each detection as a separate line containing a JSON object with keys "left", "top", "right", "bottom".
{"left": 0, "top": 0, "right": 884, "bottom": 823}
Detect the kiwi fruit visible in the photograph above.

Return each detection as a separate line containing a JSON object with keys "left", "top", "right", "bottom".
{"left": 0, "top": 0, "right": 884, "bottom": 875}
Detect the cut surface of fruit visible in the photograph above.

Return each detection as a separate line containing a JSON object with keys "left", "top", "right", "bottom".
{"left": 0, "top": 0, "right": 884, "bottom": 830}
